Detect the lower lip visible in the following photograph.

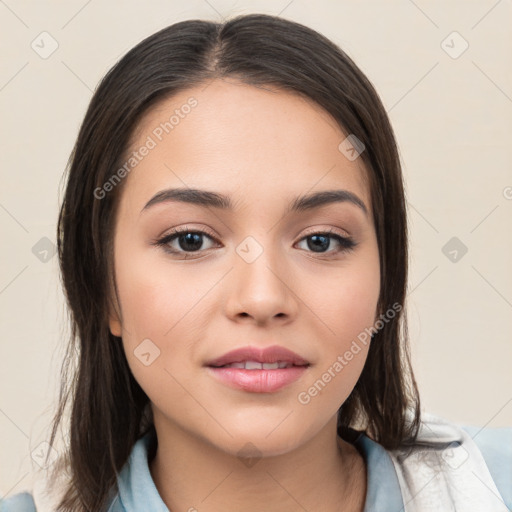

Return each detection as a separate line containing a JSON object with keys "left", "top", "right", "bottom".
{"left": 206, "top": 365, "right": 309, "bottom": 393}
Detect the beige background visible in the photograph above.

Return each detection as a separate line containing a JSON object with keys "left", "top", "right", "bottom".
{"left": 1, "top": 0, "right": 511, "bottom": 496}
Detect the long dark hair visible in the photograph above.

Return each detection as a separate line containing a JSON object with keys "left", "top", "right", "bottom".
{"left": 48, "top": 13, "right": 421, "bottom": 511}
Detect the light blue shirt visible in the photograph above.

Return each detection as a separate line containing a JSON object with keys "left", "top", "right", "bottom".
{"left": 2, "top": 422, "right": 511, "bottom": 511}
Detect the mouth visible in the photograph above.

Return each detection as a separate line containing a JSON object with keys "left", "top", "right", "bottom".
{"left": 205, "top": 345, "right": 311, "bottom": 393}
{"left": 205, "top": 344, "right": 310, "bottom": 368}
{"left": 209, "top": 361, "right": 308, "bottom": 370}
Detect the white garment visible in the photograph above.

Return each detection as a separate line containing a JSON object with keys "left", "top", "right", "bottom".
{"left": 32, "top": 465, "right": 69, "bottom": 512}
{"left": 388, "top": 411, "right": 508, "bottom": 511}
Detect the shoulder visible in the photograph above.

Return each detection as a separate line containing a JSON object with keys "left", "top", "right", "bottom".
{"left": 1, "top": 460, "right": 71, "bottom": 512}
{"left": 0, "top": 492, "right": 36, "bottom": 512}
{"left": 459, "top": 422, "right": 512, "bottom": 508}
{"left": 389, "top": 411, "right": 512, "bottom": 510}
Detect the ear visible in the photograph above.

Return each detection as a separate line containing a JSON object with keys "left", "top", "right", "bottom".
{"left": 108, "top": 308, "right": 122, "bottom": 337}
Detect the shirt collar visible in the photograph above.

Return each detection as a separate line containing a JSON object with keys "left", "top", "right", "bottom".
{"left": 116, "top": 429, "right": 168, "bottom": 511}
{"left": 350, "top": 430, "right": 405, "bottom": 511}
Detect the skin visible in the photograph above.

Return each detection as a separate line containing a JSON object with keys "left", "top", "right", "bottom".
{"left": 109, "top": 78, "right": 380, "bottom": 512}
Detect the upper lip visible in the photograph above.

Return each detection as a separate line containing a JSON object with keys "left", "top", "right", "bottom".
{"left": 205, "top": 345, "right": 310, "bottom": 367}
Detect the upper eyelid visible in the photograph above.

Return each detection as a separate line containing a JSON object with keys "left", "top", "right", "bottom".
{"left": 165, "top": 226, "right": 219, "bottom": 242}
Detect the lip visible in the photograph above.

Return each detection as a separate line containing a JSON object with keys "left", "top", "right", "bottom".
{"left": 206, "top": 366, "right": 309, "bottom": 393}
{"left": 205, "top": 345, "right": 310, "bottom": 367}
{"left": 204, "top": 345, "right": 310, "bottom": 393}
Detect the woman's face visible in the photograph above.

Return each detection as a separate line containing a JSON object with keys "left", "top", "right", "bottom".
{"left": 109, "top": 78, "right": 380, "bottom": 456}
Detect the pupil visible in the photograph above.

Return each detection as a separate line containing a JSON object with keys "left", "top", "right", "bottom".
{"left": 308, "top": 235, "right": 329, "bottom": 252}
{"left": 180, "top": 233, "right": 202, "bottom": 251}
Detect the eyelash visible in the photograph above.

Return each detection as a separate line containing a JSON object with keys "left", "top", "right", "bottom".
{"left": 152, "top": 226, "right": 357, "bottom": 259}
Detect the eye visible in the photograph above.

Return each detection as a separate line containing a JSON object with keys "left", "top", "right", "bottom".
{"left": 295, "top": 229, "right": 357, "bottom": 256}
{"left": 152, "top": 227, "right": 357, "bottom": 259}
{"left": 152, "top": 226, "right": 220, "bottom": 258}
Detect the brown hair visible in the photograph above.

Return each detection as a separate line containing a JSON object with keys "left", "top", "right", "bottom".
{"left": 48, "top": 13, "right": 421, "bottom": 511}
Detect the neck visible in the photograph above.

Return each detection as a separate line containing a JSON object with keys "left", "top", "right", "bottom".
{"left": 149, "top": 414, "right": 366, "bottom": 512}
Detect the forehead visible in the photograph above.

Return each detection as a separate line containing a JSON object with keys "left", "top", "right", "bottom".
{"left": 121, "top": 78, "right": 371, "bottom": 215}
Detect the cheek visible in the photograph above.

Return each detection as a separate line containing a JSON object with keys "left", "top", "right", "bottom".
{"left": 303, "top": 248, "right": 380, "bottom": 348}
{"left": 295, "top": 249, "right": 380, "bottom": 409}
{"left": 333, "top": 271, "right": 380, "bottom": 345}
{"left": 116, "top": 258, "right": 203, "bottom": 411}
{"left": 113, "top": 233, "right": 227, "bottom": 397}
{"left": 114, "top": 241, "right": 203, "bottom": 341}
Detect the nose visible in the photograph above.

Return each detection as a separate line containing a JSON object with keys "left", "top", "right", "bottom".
{"left": 224, "top": 238, "right": 298, "bottom": 326}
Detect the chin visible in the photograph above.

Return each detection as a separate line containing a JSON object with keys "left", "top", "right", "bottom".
{"left": 218, "top": 434, "right": 299, "bottom": 460}
{"left": 204, "top": 418, "right": 314, "bottom": 459}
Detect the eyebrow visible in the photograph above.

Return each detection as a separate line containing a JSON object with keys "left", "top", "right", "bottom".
{"left": 141, "top": 188, "right": 368, "bottom": 217}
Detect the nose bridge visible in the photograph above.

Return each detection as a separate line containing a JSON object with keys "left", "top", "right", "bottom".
{"left": 227, "top": 233, "right": 296, "bottom": 322}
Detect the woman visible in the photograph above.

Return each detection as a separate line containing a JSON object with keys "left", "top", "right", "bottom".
{"left": 2, "top": 13, "right": 510, "bottom": 512}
